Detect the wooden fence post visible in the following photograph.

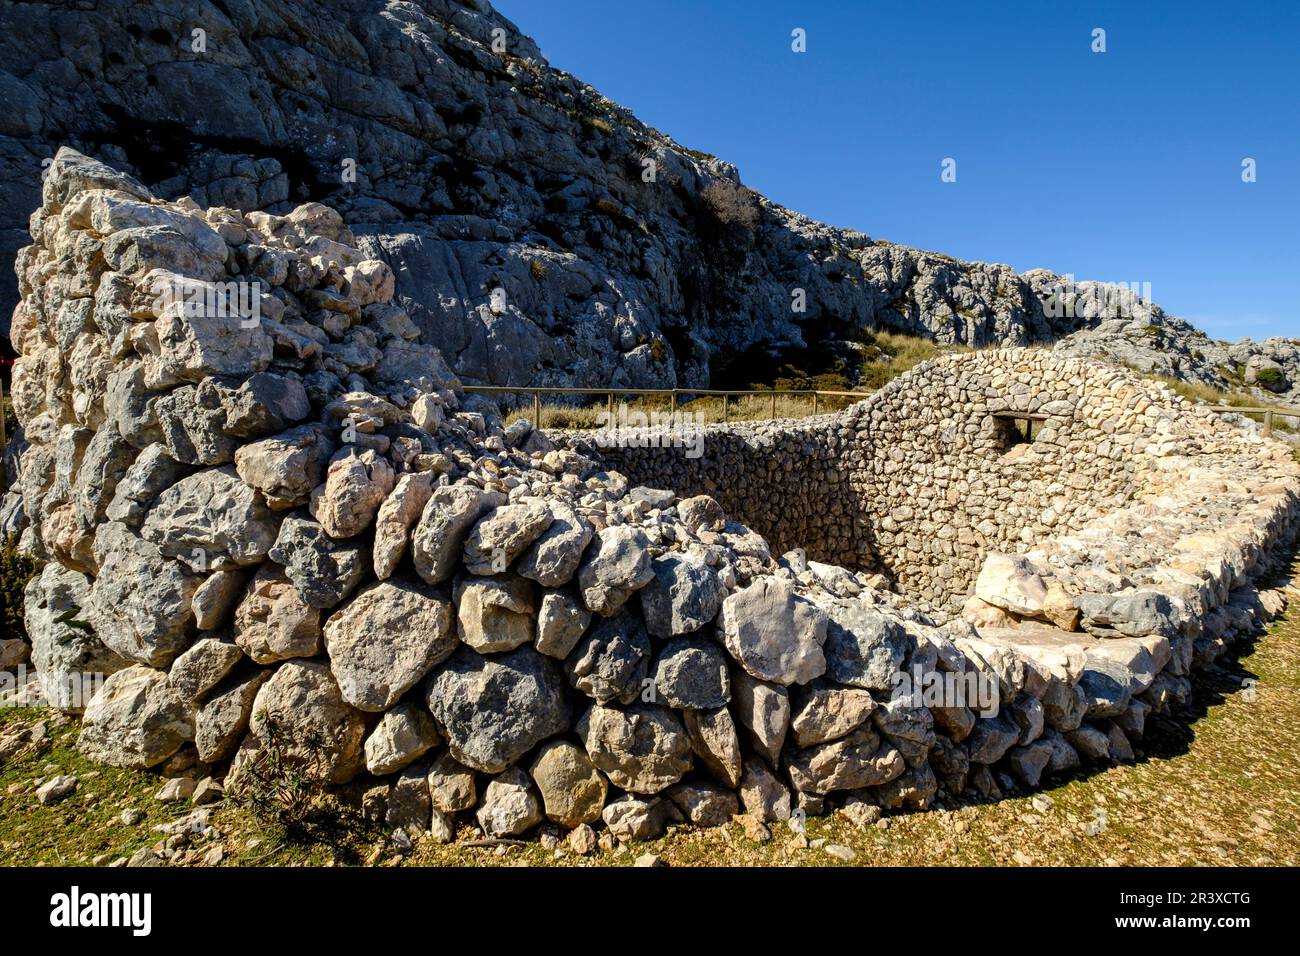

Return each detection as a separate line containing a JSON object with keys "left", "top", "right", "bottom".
{"left": 770, "top": 391, "right": 777, "bottom": 420}
{"left": 532, "top": 391, "right": 541, "bottom": 429}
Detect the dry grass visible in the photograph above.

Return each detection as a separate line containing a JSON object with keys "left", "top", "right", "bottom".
{"left": 504, "top": 390, "right": 867, "bottom": 430}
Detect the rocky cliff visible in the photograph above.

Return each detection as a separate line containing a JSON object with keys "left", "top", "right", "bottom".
{"left": 2, "top": 0, "right": 1297, "bottom": 398}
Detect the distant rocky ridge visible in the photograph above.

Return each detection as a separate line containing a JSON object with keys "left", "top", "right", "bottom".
{"left": 2, "top": 0, "right": 1296, "bottom": 400}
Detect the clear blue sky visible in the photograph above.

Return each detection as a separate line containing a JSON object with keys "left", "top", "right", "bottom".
{"left": 495, "top": 0, "right": 1299, "bottom": 342}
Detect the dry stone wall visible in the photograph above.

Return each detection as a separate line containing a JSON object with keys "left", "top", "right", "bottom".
{"left": 571, "top": 350, "right": 1292, "bottom": 608}
{"left": 4, "top": 150, "right": 1299, "bottom": 853}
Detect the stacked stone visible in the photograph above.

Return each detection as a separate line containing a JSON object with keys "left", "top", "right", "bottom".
{"left": 5, "top": 151, "right": 1300, "bottom": 849}
{"left": 578, "top": 349, "right": 1300, "bottom": 611}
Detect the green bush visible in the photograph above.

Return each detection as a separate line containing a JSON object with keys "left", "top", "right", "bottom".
{"left": 1254, "top": 367, "right": 1284, "bottom": 387}
{"left": 0, "top": 538, "right": 42, "bottom": 640}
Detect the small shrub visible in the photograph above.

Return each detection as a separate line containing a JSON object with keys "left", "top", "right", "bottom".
{"left": 228, "top": 711, "right": 365, "bottom": 850}
{"left": 649, "top": 339, "right": 668, "bottom": 364}
{"left": 529, "top": 259, "right": 547, "bottom": 281}
{"left": 0, "top": 538, "right": 42, "bottom": 640}
{"left": 699, "top": 181, "right": 759, "bottom": 229}
{"left": 1254, "top": 367, "right": 1284, "bottom": 387}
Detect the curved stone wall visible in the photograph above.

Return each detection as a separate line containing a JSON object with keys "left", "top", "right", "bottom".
{"left": 4, "top": 150, "right": 1299, "bottom": 854}
{"left": 569, "top": 350, "right": 1289, "bottom": 608}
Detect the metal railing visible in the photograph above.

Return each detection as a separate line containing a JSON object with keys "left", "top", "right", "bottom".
{"left": 461, "top": 384, "right": 1300, "bottom": 436}
{"left": 461, "top": 385, "right": 867, "bottom": 427}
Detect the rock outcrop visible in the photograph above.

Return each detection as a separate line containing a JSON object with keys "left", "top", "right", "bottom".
{"left": 2, "top": 0, "right": 1294, "bottom": 399}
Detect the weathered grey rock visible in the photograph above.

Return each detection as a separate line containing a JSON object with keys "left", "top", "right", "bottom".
{"left": 820, "top": 598, "right": 908, "bottom": 691}
{"left": 872, "top": 697, "right": 936, "bottom": 767}
{"left": 576, "top": 525, "right": 656, "bottom": 616}
{"left": 649, "top": 636, "right": 730, "bottom": 709}
{"left": 565, "top": 608, "right": 652, "bottom": 705}
{"left": 194, "top": 668, "right": 271, "bottom": 763}
{"left": 1008, "top": 740, "right": 1054, "bottom": 787}
{"left": 1077, "top": 657, "right": 1135, "bottom": 719}
{"left": 140, "top": 465, "right": 282, "bottom": 570}
{"left": 975, "top": 552, "right": 1049, "bottom": 617}
{"left": 516, "top": 500, "right": 592, "bottom": 587}
{"left": 476, "top": 767, "right": 543, "bottom": 837}
{"left": 530, "top": 739, "right": 608, "bottom": 827}
{"left": 168, "top": 638, "right": 242, "bottom": 704}
{"left": 412, "top": 485, "right": 503, "bottom": 585}
{"left": 78, "top": 665, "right": 193, "bottom": 769}
{"left": 325, "top": 578, "right": 455, "bottom": 711}
{"left": 453, "top": 574, "right": 535, "bottom": 654}
{"left": 786, "top": 727, "right": 906, "bottom": 795}
{"left": 36, "top": 775, "right": 78, "bottom": 805}
{"left": 677, "top": 495, "right": 726, "bottom": 532}
{"left": 534, "top": 589, "right": 592, "bottom": 659}
{"left": 249, "top": 659, "right": 367, "bottom": 784}
{"left": 364, "top": 703, "right": 441, "bottom": 775}
{"left": 103, "top": 443, "right": 187, "bottom": 526}
{"left": 1076, "top": 589, "right": 1178, "bottom": 638}
{"left": 719, "top": 577, "right": 827, "bottom": 685}
{"left": 738, "top": 756, "right": 791, "bottom": 822}
{"left": 577, "top": 702, "right": 692, "bottom": 794}
{"left": 190, "top": 568, "right": 247, "bottom": 630}
{"left": 372, "top": 471, "right": 434, "bottom": 579}
{"left": 966, "top": 711, "right": 1022, "bottom": 765}
{"left": 234, "top": 424, "right": 334, "bottom": 511}
{"left": 790, "top": 682, "right": 876, "bottom": 747}
{"left": 425, "top": 645, "right": 570, "bottom": 773}
{"left": 730, "top": 668, "right": 790, "bottom": 766}
{"left": 682, "top": 705, "right": 744, "bottom": 788}
{"left": 232, "top": 564, "right": 322, "bottom": 663}
{"left": 268, "top": 515, "right": 372, "bottom": 609}
{"left": 25, "top": 562, "right": 127, "bottom": 710}
{"left": 428, "top": 752, "right": 477, "bottom": 813}
{"left": 385, "top": 764, "right": 432, "bottom": 834}
{"left": 638, "top": 553, "right": 723, "bottom": 638}
{"left": 873, "top": 761, "right": 938, "bottom": 810}
{"left": 86, "top": 523, "right": 199, "bottom": 668}
{"left": 601, "top": 794, "right": 676, "bottom": 842}
{"left": 309, "top": 449, "right": 395, "bottom": 539}
{"left": 665, "top": 781, "right": 738, "bottom": 828}
{"left": 463, "top": 501, "right": 553, "bottom": 575}
{"left": 1065, "top": 724, "right": 1112, "bottom": 760}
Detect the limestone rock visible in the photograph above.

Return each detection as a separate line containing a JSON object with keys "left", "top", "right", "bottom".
{"left": 325, "top": 578, "right": 455, "bottom": 711}
{"left": 529, "top": 739, "right": 608, "bottom": 827}
{"left": 168, "top": 637, "right": 242, "bottom": 705}
{"left": 425, "top": 645, "right": 570, "bottom": 773}
{"left": 268, "top": 515, "right": 371, "bottom": 609}
{"left": 232, "top": 564, "right": 322, "bottom": 664}
{"left": 649, "top": 636, "right": 730, "bottom": 709}
{"left": 719, "top": 577, "right": 828, "bottom": 685}
{"left": 565, "top": 608, "right": 651, "bottom": 705}
{"left": 577, "top": 702, "right": 692, "bottom": 794}
{"left": 234, "top": 424, "right": 334, "bottom": 511}
{"left": 476, "top": 767, "right": 543, "bottom": 838}
{"left": 78, "top": 665, "right": 193, "bottom": 769}
{"left": 534, "top": 590, "right": 592, "bottom": 659}
{"left": 248, "top": 659, "right": 367, "bottom": 784}
{"left": 309, "top": 449, "right": 395, "bottom": 539}
{"left": 682, "top": 705, "right": 744, "bottom": 788}
{"left": 140, "top": 465, "right": 282, "bottom": 570}
{"left": 453, "top": 574, "right": 535, "bottom": 654}
{"left": 462, "top": 501, "right": 554, "bottom": 575}
{"left": 412, "top": 485, "right": 502, "bottom": 585}
{"left": 576, "top": 525, "right": 656, "bottom": 616}
{"left": 516, "top": 500, "right": 592, "bottom": 587}
{"left": 639, "top": 553, "right": 723, "bottom": 638}
{"left": 372, "top": 471, "right": 434, "bottom": 579}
